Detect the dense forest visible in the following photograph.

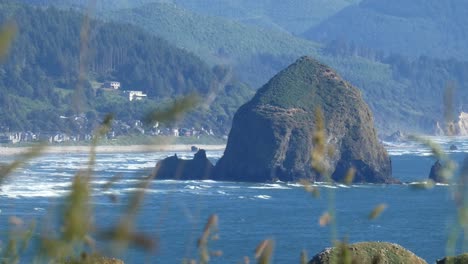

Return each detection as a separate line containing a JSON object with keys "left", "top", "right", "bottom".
{"left": 0, "top": 2, "right": 252, "bottom": 134}
{"left": 19, "top": 0, "right": 362, "bottom": 35}
{"left": 104, "top": 2, "right": 321, "bottom": 87}
{"left": 304, "top": 0, "right": 468, "bottom": 60}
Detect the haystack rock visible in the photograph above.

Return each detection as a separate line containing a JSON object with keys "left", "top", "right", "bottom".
{"left": 213, "top": 56, "right": 396, "bottom": 183}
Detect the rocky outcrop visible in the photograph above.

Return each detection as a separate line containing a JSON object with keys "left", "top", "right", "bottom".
{"left": 308, "top": 242, "right": 427, "bottom": 264}
{"left": 428, "top": 160, "right": 447, "bottom": 183}
{"left": 383, "top": 130, "right": 407, "bottom": 142}
{"left": 154, "top": 150, "right": 214, "bottom": 180}
{"left": 436, "top": 112, "right": 468, "bottom": 136}
{"left": 457, "top": 112, "right": 468, "bottom": 135}
{"left": 437, "top": 253, "right": 468, "bottom": 264}
{"left": 213, "top": 56, "right": 396, "bottom": 183}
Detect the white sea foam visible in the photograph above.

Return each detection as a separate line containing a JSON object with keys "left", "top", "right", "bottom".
{"left": 221, "top": 185, "right": 241, "bottom": 189}
{"left": 184, "top": 185, "right": 205, "bottom": 190}
{"left": 385, "top": 136, "right": 468, "bottom": 156}
{"left": 248, "top": 184, "right": 291, "bottom": 190}
{"left": 200, "top": 180, "right": 217, "bottom": 184}
{"left": 254, "top": 195, "right": 271, "bottom": 200}
{"left": 155, "top": 180, "right": 183, "bottom": 184}
{"left": 351, "top": 185, "right": 373, "bottom": 188}
{"left": 313, "top": 183, "right": 338, "bottom": 189}
{"left": 336, "top": 184, "right": 351, "bottom": 188}
{"left": 1, "top": 189, "right": 68, "bottom": 199}
{"left": 286, "top": 183, "right": 303, "bottom": 188}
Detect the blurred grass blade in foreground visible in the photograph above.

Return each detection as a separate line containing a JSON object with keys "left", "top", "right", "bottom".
{"left": 255, "top": 239, "right": 274, "bottom": 264}
{"left": 0, "top": 22, "right": 16, "bottom": 61}
{"left": 0, "top": 143, "right": 46, "bottom": 185}
{"left": 368, "top": 204, "right": 387, "bottom": 220}
{"left": 144, "top": 94, "right": 199, "bottom": 125}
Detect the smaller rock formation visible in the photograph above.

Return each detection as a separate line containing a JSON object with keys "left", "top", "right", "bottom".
{"left": 154, "top": 150, "right": 214, "bottom": 180}
{"left": 436, "top": 253, "right": 468, "bottom": 264}
{"left": 383, "top": 130, "right": 406, "bottom": 142}
{"left": 191, "top": 145, "right": 199, "bottom": 152}
{"left": 428, "top": 160, "right": 447, "bottom": 184}
{"left": 450, "top": 144, "right": 458, "bottom": 151}
{"left": 308, "top": 242, "right": 427, "bottom": 264}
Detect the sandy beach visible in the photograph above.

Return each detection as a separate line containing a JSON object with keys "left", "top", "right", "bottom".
{"left": 0, "top": 144, "right": 226, "bottom": 156}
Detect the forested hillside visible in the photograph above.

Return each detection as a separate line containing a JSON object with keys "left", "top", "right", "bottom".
{"left": 0, "top": 2, "right": 252, "bottom": 134}
{"left": 304, "top": 0, "right": 468, "bottom": 60}
{"left": 105, "top": 2, "right": 320, "bottom": 87}
{"left": 19, "top": 0, "right": 360, "bottom": 35}
{"left": 317, "top": 52, "right": 468, "bottom": 134}
{"left": 6, "top": 0, "right": 468, "bottom": 135}
{"left": 170, "top": 0, "right": 361, "bottom": 34}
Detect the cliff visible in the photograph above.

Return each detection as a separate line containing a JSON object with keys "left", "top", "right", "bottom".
{"left": 435, "top": 112, "right": 468, "bottom": 136}
{"left": 213, "top": 56, "right": 395, "bottom": 183}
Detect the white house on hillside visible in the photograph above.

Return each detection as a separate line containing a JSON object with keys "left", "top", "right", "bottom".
{"left": 128, "top": 91, "right": 147, "bottom": 101}
{"left": 110, "top": 81, "right": 121, "bottom": 89}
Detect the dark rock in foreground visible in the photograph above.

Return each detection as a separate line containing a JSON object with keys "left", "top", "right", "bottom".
{"left": 428, "top": 160, "right": 447, "bottom": 183}
{"left": 214, "top": 56, "right": 396, "bottom": 183}
{"left": 437, "top": 253, "right": 468, "bottom": 264}
{"left": 154, "top": 150, "right": 213, "bottom": 180}
{"left": 309, "top": 242, "right": 427, "bottom": 264}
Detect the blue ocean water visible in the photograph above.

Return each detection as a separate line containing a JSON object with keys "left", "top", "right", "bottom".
{"left": 0, "top": 136, "right": 467, "bottom": 263}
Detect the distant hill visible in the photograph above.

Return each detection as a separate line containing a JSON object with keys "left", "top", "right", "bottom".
{"left": 18, "top": 0, "right": 361, "bottom": 35}
{"left": 170, "top": 0, "right": 361, "bottom": 35}
{"left": 16, "top": 0, "right": 162, "bottom": 10}
{"left": 0, "top": 2, "right": 252, "bottom": 133}
{"left": 303, "top": 0, "right": 468, "bottom": 60}
{"left": 317, "top": 53, "right": 468, "bottom": 135}
{"left": 104, "top": 2, "right": 321, "bottom": 87}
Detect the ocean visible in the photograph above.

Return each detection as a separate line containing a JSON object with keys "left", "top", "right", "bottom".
{"left": 1, "top": 136, "right": 467, "bottom": 263}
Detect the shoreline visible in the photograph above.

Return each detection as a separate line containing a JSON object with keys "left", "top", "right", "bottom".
{"left": 0, "top": 144, "right": 226, "bottom": 156}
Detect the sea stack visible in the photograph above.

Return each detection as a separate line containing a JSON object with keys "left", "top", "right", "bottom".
{"left": 154, "top": 150, "right": 214, "bottom": 180}
{"left": 213, "top": 56, "right": 396, "bottom": 183}
{"left": 428, "top": 160, "right": 446, "bottom": 183}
